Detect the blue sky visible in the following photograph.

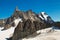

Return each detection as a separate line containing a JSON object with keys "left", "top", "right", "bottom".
{"left": 0, "top": 0, "right": 60, "bottom": 21}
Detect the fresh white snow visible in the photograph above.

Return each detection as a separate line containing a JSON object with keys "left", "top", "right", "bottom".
{"left": 39, "top": 15, "right": 44, "bottom": 20}
{"left": 41, "top": 12, "right": 48, "bottom": 21}
{"left": 14, "top": 17, "right": 23, "bottom": 27}
{"left": 0, "top": 17, "right": 60, "bottom": 40}
{"left": 0, "top": 18, "right": 22, "bottom": 40}
{"left": 22, "top": 27, "right": 60, "bottom": 40}
{"left": 0, "top": 27, "right": 15, "bottom": 40}
{"left": 39, "top": 12, "right": 49, "bottom": 21}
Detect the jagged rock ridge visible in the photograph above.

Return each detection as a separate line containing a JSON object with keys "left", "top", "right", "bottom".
{"left": 0, "top": 7, "right": 60, "bottom": 40}
{"left": 7, "top": 7, "right": 54, "bottom": 40}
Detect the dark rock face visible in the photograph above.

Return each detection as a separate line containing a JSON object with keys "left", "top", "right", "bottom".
{"left": 11, "top": 22, "right": 15, "bottom": 27}
{"left": 0, "top": 7, "right": 56, "bottom": 40}
{"left": 4, "top": 7, "right": 55, "bottom": 40}
{"left": 11, "top": 18, "right": 53, "bottom": 40}
{"left": 0, "top": 19, "right": 6, "bottom": 27}
{"left": 12, "top": 21, "right": 25, "bottom": 40}
{"left": 12, "top": 19, "right": 36, "bottom": 40}
{"left": 1, "top": 24, "right": 12, "bottom": 31}
{"left": 0, "top": 7, "right": 53, "bottom": 30}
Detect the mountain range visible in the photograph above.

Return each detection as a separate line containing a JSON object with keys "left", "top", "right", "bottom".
{"left": 0, "top": 7, "right": 60, "bottom": 40}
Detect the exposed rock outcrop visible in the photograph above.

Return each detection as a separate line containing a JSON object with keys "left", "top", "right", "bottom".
{"left": 11, "top": 18, "right": 53, "bottom": 40}
{"left": 0, "top": 7, "right": 59, "bottom": 40}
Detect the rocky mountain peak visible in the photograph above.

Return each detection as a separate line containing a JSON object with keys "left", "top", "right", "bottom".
{"left": 41, "top": 12, "right": 47, "bottom": 15}
{"left": 15, "top": 6, "right": 20, "bottom": 11}
{"left": 1, "top": 8, "right": 59, "bottom": 40}
{"left": 38, "top": 12, "right": 54, "bottom": 24}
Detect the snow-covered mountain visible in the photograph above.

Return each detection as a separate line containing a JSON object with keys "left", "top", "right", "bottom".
{"left": 39, "top": 12, "right": 54, "bottom": 24}
{"left": 0, "top": 7, "right": 60, "bottom": 40}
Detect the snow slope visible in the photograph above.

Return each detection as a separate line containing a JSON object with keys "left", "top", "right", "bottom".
{"left": 0, "top": 17, "right": 59, "bottom": 40}
{"left": 0, "top": 18, "right": 22, "bottom": 40}
{"left": 41, "top": 12, "right": 48, "bottom": 21}
{"left": 39, "top": 12, "right": 48, "bottom": 21}
{"left": 22, "top": 27, "right": 60, "bottom": 40}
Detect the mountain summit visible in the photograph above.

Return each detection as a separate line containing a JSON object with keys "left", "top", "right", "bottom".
{"left": 0, "top": 7, "right": 58, "bottom": 40}
{"left": 5, "top": 8, "right": 54, "bottom": 40}
{"left": 39, "top": 12, "right": 54, "bottom": 24}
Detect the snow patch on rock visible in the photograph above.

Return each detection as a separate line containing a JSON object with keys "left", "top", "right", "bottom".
{"left": 0, "top": 18, "right": 22, "bottom": 40}
{"left": 41, "top": 12, "right": 48, "bottom": 21}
